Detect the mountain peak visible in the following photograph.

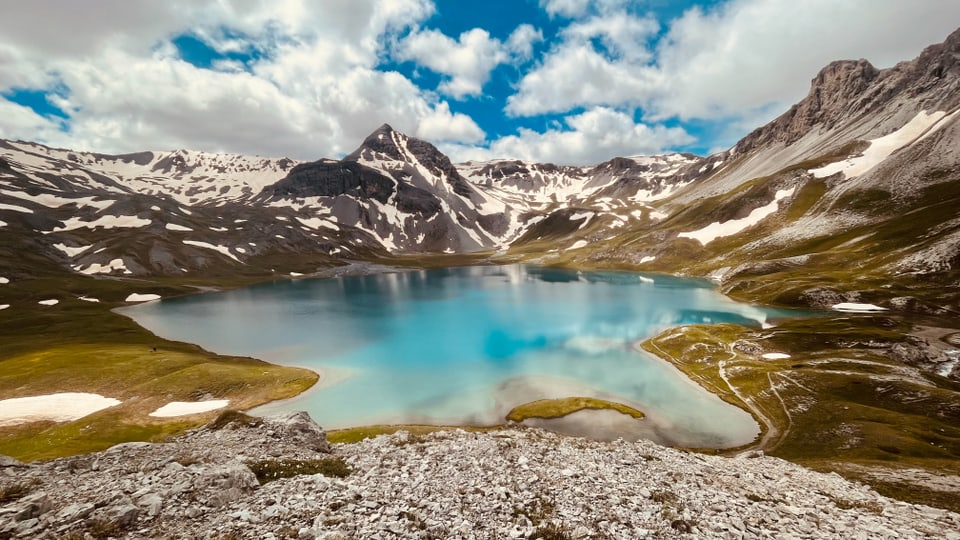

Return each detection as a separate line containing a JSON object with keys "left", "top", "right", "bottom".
{"left": 344, "top": 124, "right": 409, "bottom": 162}
{"left": 810, "top": 59, "right": 879, "bottom": 100}
{"left": 733, "top": 27, "right": 960, "bottom": 155}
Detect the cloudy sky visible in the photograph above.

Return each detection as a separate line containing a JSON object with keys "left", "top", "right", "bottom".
{"left": 1, "top": 1, "right": 958, "bottom": 165}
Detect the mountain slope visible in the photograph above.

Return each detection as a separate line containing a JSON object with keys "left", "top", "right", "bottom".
{"left": 1, "top": 29, "right": 958, "bottom": 313}
{"left": 551, "top": 27, "right": 960, "bottom": 317}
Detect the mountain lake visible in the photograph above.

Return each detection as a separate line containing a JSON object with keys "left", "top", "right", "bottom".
{"left": 122, "top": 265, "right": 804, "bottom": 448}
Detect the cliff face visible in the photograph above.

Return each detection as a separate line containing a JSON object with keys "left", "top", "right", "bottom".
{"left": 1, "top": 412, "right": 958, "bottom": 539}
{"left": 736, "top": 27, "right": 960, "bottom": 155}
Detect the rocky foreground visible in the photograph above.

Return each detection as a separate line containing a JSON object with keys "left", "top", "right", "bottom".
{"left": 1, "top": 413, "right": 958, "bottom": 539}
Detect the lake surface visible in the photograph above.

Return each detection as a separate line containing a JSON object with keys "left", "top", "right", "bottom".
{"left": 124, "top": 265, "right": 798, "bottom": 448}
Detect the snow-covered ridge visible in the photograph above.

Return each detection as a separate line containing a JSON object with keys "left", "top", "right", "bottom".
{"left": 1, "top": 140, "right": 300, "bottom": 205}
{"left": 458, "top": 153, "right": 699, "bottom": 207}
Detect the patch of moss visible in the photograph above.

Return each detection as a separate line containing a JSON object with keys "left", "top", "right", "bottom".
{"left": 248, "top": 456, "right": 351, "bottom": 484}
{"left": 506, "top": 397, "right": 645, "bottom": 422}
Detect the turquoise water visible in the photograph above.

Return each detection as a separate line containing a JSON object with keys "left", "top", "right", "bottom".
{"left": 123, "top": 265, "right": 797, "bottom": 448}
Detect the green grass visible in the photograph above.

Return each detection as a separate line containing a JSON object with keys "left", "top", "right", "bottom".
{"left": 641, "top": 317, "right": 960, "bottom": 512}
{"left": 248, "top": 457, "right": 351, "bottom": 484}
{"left": 0, "top": 275, "right": 318, "bottom": 461}
{"left": 505, "top": 397, "right": 645, "bottom": 422}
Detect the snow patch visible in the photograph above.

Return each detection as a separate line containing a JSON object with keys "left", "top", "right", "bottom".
{"left": 53, "top": 214, "right": 151, "bottom": 232}
{"left": 679, "top": 187, "right": 795, "bottom": 246}
{"left": 762, "top": 353, "right": 792, "bottom": 360}
{"left": 79, "top": 296, "right": 99, "bottom": 302}
{"left": 297, "top": 217, "right": 339, "bottom": 231}
{"left": 148, "top": 400, "right": 229, "bottom": 418}
{"left": 289, "top": 272, "right": 304, "bottom": 277}
{"left": 0, "top": 393, "right": 122, "bottom": 426}
{"left": 639, "top": 256, "right": 656, "bottom": 264}
{"left": 53, "top": 243, "right": 92, "bottom": 257}
{"left": 569, "top": 240, "right": 588, "bottom": 250}
{"left": 0, "top": 304, "right": 8, "bottom": 310}
{"left": 165, "top": 223, "right": 193, "bottom": 232}
{"left": 811, "top": 110, "right": 949, "bottom": 179}
{"left": 832, "top": 302, "right": 887, "bottom": 313}
{"left": 0, "top": 277, "right": 8, "bottom": 284}
{"left": 125, "top": 293, "right": 161, "bottom": 302}
{"left": 38, "top": 299, "right": 59, "bottom": 306}
{"left": 0, "top": 202, "right": 33, "bottom": 213}
{"left": 0, "top": 189, "right": 112, "bottom": 210}
{"left": 77, "top": 259, "right": 131, "bottom": 275}
{"left": 183, "top": 240, "right": 241, "bottom": 262}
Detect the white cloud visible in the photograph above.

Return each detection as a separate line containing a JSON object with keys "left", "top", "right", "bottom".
{"left": 540, "top": 0, "right": 591, "bottom": 18}
{"left": 643, "top": 0, "right": 960, "bottom": 121}
{"left": 2, "top": 0, "right": 959, "bottom": 166}
{"left": 0, "top": 0, "right": 496, "bottom": 160}
{"left": 396, "top": 24, "right": 542, "bottom": 99}
{"left": 417, "top": 102, "right": 485, "bottom": 143}
{"left": 515, "top": 0, "right": 960, "bottom": 124}
{"left": 506, "top": 42, "right": 658, "bottom": 116}
{"left": 445, "top": 107, "right": 692, "bottom": 165}
{"left": 0, "top": 99, "right": 65, "bottom": 141}
{"left": 506, "top": 24, "right": 544, "bottom": 60}
{"left": 540, "top": 0, "right": 633, "bottom": 18}
{"left": 562, "top": 13, "right": 658, "bottom": 59}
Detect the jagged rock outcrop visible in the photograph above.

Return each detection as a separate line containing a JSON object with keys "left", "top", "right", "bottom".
{"left": 736, "top": 27, "right": 960, "bottom": 156}
{"left": 1, "top": 412, "right": 958, "bottom": 539}
{"left": 262, "top": 160, "right": 396, "bottom": 203}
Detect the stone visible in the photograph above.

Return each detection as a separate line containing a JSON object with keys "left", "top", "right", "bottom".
{"left": 0, "top": 455, "right": 26, "bottom": 468}
{"left": 13, "top": 492, "right": 51, "bottom": 521}
{"left": 269, "top": 411, "right": 333, "bottom": 453}
{"left": 137, "top": 492, "right": 163, "bottom": 516}
{"left": 0, "top": 414, "right": 957, "bottom": 539}
{"left": 55, "top": 502, "right": 96, "bottom": 523}
{"left": 103, "top": 503, "right": 140, "bottom": 528}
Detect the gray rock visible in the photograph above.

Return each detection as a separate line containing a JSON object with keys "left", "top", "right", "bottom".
{"left": 137, "top": 492, "right": 163, "bottom": 516}
{"left": 268, "top": 411, "right": 332, "bottom": 453}
{"left": 1, "top": 413, "right": 958, "bottom": 539}
{"left": 55, "top": 502, "right": 95, "bottom": 523}
{"left": 102, "top": 502, "right": 140, "bottom": 528}
{"left": 13, "top": 492, "right": 51, "bottom": 521}
{"left": 0, "top": 455, "right": 26, "bottom": 468}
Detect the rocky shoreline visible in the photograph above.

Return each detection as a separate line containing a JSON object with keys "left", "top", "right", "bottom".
{"left": 2, "top": 412, "right": 958, "bottom": 539}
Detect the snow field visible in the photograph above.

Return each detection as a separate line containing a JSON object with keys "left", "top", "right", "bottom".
{"left": 148, "top": 400, "right": 230, "bottom": 417}
{"left": 679, "top": 187, "right": 795, "bottom": 246}
{"left": 0, "top": 393, "right": 122, "bottom": 426}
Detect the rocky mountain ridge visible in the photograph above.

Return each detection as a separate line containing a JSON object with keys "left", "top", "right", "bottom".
{"left": 0, "top": 29, "right": 955, "bottom": 289}
{"left": 0, "top": 30, "right": 958, "bottom": 319}
{"left": 2, "top": 412, "right": 957, "bottom": 539}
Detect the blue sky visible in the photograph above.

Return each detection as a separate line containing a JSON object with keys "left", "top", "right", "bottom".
{"left": 0, "top": 1, "right": 958, "bottom": 164}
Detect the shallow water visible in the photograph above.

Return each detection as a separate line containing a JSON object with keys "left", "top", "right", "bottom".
{"left": 123, "top": 265, "right": 799, "bottom": 447}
